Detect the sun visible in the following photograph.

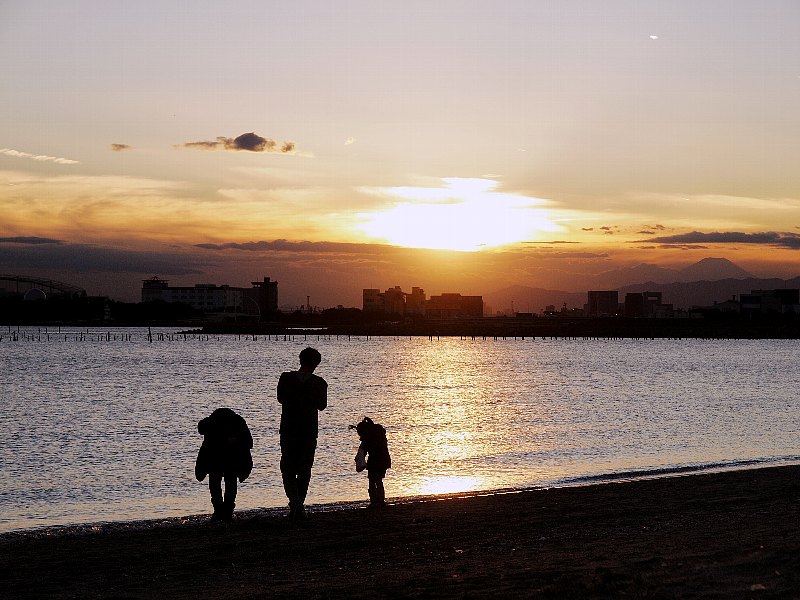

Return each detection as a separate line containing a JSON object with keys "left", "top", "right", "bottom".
{"left": 356, "top": 178, "right": 563, "bottom": 251}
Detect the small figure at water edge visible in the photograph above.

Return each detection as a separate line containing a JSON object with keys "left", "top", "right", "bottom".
{"left": 278, "top": 347, "right": 328, "bottom": 520}
{"left": 195, "top": 407, "right": 253, "bottom": 523}
{"left": 350, "top": 416, "right": 391, "bottom": 509}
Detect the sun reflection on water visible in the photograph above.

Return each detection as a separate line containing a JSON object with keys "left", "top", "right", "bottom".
{"left": 379, "top": 339, "right": 525, "bottom": 499}
{"left": 414, "top": 475, "right": 486, "bottom": 496}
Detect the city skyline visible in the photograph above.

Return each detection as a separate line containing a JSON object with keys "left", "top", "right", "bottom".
{"left": 2, "top": 1, "right": 799, "bottom": 306}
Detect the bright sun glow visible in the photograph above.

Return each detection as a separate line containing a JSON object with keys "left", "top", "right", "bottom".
{"left": 416, "top": 475, "right": 485, "bottom": 496}
{"left": 357, "top": 178, "right": 563, "bottom": 251}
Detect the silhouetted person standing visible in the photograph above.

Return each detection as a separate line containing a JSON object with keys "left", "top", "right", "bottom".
{"left": 195, "top": 407, "right": 253, "bottom": 522}
{"left": 277, "top": 347, "right": 328, "bottom": 519}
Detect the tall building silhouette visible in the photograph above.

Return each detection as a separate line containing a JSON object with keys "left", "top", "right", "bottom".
{"left": 587, "top": 290, "right": 619, "bottom": 317}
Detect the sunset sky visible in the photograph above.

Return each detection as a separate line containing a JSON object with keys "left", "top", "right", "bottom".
{"left": 1, "top": 1, "right": 799, "bottom": 307}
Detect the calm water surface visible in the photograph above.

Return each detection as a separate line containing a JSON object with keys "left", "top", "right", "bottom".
{"left": 1, "top": 327, "right": 798, "bottom": 533}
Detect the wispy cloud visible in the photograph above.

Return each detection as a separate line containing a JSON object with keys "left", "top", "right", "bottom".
{"left": 656, "top": 244, "right": 709, "bottom": 250}
{"left": 639, "top": 231, "right": 800, "bottom": 249}
{"left": 516, "top": 248, "right": 609, "bottom": 259}
{"left": 110, "top": 144, "right": 131, "bottom": 152}
{"left": 0, "top": 148, "right": 79, "bottom": 165}
{"left": 636, "top": 224, "right": 669, "bottom": 235}
{"left": 195, "top": 239, "right": 399, "bottom": 254}
{"left": 177, "top": 132, "right": 296, "bottom": 153}
{"left": 525, "top": 240, "right": 581, "bottom": 245}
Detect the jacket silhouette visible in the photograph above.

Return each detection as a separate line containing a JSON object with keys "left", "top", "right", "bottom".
{"left": 195, "top": 407, "right": 253, "bottom": 521}
{"left": 352, "top": 416, "right": 391, "bottom": 508}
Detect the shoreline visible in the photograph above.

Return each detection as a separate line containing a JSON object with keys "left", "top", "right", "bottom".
{"left": 2, "top": 464, "right": 799, "bottom": 598}
{"left": 5, "top": 457, "right": 799, "bottom": 538}
{"left": 4, "top": 457, "right": 798, "bottom": 539}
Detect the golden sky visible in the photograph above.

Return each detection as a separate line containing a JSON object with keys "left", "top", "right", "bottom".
{"left": 1, "top": 1, "right": 799, "bottom": 306}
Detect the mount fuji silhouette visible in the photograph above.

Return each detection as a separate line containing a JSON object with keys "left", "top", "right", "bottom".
{"left": 485, "top": 258, "right": 797, "bottom": 312}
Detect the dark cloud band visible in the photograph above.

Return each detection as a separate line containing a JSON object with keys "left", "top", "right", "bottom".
{"left": 0, "top": 236, "right": 64, "bottom": 245}
{"left": 637, "top": 231, "right": 800, "bottom": 249}
{"left": 195, "top": 239, "right": 397, "bottom": 254}
{"left": 0, "top": 243, "right": 209, "bottom": 275}
{"left": 178, "top": 132, "right": 296, "bottom": 153}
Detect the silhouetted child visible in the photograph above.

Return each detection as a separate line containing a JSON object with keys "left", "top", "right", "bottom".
{"left": 350, "top": 416, "right": 391, "bottom": 508}
{"left": 195, "top": 407, "right": 253, "bottom": 522}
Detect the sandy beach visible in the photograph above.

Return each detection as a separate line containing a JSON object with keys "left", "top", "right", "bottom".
{"left": 2, "top": 464, "right": 798, "bottom": 599}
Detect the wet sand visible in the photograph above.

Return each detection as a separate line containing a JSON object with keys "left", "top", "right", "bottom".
{"left": 2, "top": 465, "right": 799, "bottom": 599}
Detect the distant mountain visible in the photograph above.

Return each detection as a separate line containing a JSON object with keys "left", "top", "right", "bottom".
{"left": 617, "top": 278, "right": 797, "bottom": 309}
{"left": 485, "top": 258, "right": 796, "bottom": 313}
{"left": 593, "top": 257, "right": 755, "bottom": 289}
{"left": 675, "top": 257, "right": 754, "bottom": 282}
{"left": 593, "top": 263, "right": 678, "bottom": 289}
{"left": 599, "top": 258, "right": 765, "bottom": 307}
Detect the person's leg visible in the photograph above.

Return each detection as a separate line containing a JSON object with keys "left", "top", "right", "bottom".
{"left": 208, "top": 472, "right": 224, "bottom": 520}
{"left": 296, "top": 468, "right": 312, "bottom": 505}
{"left": 295, "top": 440, "right": 317, "bottom": 511}
{"left": 280, "top": 438, "right": 317, "bottom": 519}
{"left": 367, "top": 471, "right": 377, "bottom": 505}
{"left": 375, "top": 476, "right": 386, "bottom": 505}
{"left": 222, "top": 471, "right": 238, "bottom": 521}
{"left": 280, "top": 445, "right": 301, "bottom": 516}
{"left": 281, "top": 471, "right": 298, "bottom": 502}
{"left": 367, "top": 470, "right": 386, "bottom": 507}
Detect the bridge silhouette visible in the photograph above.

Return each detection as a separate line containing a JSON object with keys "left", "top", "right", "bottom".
{"left": 0, "top": 275, "right": 87, "bottom": 298}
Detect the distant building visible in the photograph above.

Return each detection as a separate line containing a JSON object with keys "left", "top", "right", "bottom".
{"left": 426, "top": 293, "right": 483, "bottom": 318}
{"left": 383, "top": 286, "right": 406, "bottom": 315}
{"left": 362, "top": 286, "right": 481, "bottom": 318}
{"left": 624, "top": 293, "right": 645, "bottom": 317}
{"left": 362, "top": 289, "right": 385, "bottom": 313}
{"left": 740, "top": 289, "right": 800, "bottom": 315}
{"left": 587, "top": 290, "right": 619, "bottom": 317}
{"left": 246, "top": 277, "right": 279, "bottom": 315}
{"left": 711, "top": 295, "right": 741, "bottom": 313}
{"left": 624, "top": 291, "right": 673, "bottom": 318}
{"left": 406, "top": 287, "right": 427, "bottom": 316}
{"left": 141, "top": 276, "right": 278, "bottom": 317}
{"left": 363, "top": 286, "right": 423, "bottom": 315}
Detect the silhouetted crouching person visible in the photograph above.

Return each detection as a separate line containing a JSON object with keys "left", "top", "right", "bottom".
{"left": 352, "top": 416, "right": 391, "bottom": 509}
{"left": 195, "top": 407, "right": 253, "bottom": 522}
{"left": 278, "top": 347, "right": 328, "bottom": 520}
